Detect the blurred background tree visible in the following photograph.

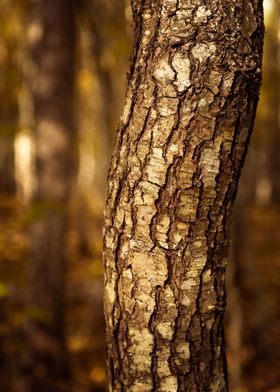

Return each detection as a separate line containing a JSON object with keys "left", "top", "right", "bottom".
{"left": 26, "top": 0, "right": 76, "bottom": 389}
{"left": 227, "top": 1, "right": 280, "bottom": 391}
{"left": 0, "top": 1, "right": 19, "bottom": 197}
{"left": 0, "top": 0, "right": 278, "bottom": 391}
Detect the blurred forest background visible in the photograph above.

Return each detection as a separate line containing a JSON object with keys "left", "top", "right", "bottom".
{"left": 0, "top": 0, "right": 279, "bottom": 391}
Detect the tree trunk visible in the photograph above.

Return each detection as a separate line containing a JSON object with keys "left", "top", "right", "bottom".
{"left": 78, "top": 0, "right": 131, "bottom": 191}
{"left": 103, "top": 1, "right": 264, "bottom": 391}
{"left": 28, "top": 0, "right": 76, "bottom": 388}
{"left": 0, "top": 32, "right": 18, "bottom": 196}
{"left": 0, "top": 133, "right": 16, "bottom": 195}
{"left": 271, "top": 0, "right": 280, "bottom": 204}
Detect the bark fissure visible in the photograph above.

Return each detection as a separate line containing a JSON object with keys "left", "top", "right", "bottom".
{"left": 104, "top": 1, "right": 264, "bottom": 391}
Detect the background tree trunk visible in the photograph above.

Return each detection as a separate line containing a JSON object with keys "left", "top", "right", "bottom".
{"left": 104, "top": 1, "right": 264, "bottom": 391}
{"left": 77, "top": 0, "right": 131, "bottom": 195}
{"left": 0, "top": 7, "right": 20, "bottom": 387}
{"left": 270, "top": 0, "right": 280, "bottom": 204}
{"left": 0, "top": 27, "right": 18, "bottom": 196}
{"left": 27, "top": 0, "right": 76, "bottom": 388}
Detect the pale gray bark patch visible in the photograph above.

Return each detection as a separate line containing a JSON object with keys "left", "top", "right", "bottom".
{"left": 104, "top": 0, "right": 264, "bottom": 391}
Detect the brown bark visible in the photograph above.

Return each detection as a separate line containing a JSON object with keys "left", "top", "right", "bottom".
{"left": 271, "top": 0, "right": 280, "bottom": 204}
{"left": 88, "top": 0, "right": 118, "bottom": 152}
{"left": 27, "top": 0, "right": 76, "bottom": 388}
{"left": 0, "top": 8, "right": 19, "bottom": 383}
{"left": 0, "top": 38, "right": 18, "bottom": 195}
{"left": 78, "top": 0, "right": 131, "bottom": 190}
{"left": 104, "top": 1, "right": 264, "bottom": 391}
{"left": 0, "top": 133, "right": 16, "bottom": 195}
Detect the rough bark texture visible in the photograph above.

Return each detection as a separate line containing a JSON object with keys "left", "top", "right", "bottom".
{"left": 104, "top": 1, "right": 264, "bottom": 391}
{"left": 28, "top": 0, "right": 76, "bottom": 387}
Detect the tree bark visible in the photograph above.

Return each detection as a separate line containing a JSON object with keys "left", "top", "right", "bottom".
{"left": 28, "top": 0, "right": 76, "bottom": 388}
{"left": 0, "top": 133, "right": 16, "bottom": 195}
{"left": 103, "top": 1, "right": 264, "bottom": 391}
{"left": 271, "top": 0, "right": 280, "bottom": 204}
{"left": 0, "top": 30, "right": 18, "bottom": 195}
